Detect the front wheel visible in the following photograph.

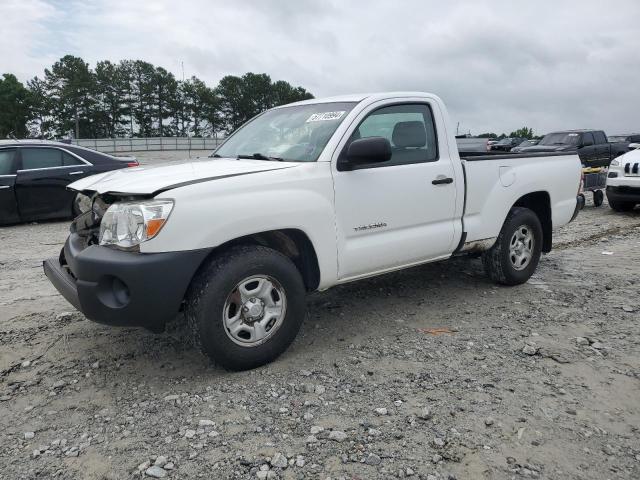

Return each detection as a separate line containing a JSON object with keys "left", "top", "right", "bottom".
{"left": 482, "top": 207, "right": 543, "bottom": 286}
{"left": 185, "top": 245, "right": 307, "bottom": 371}
{"left": 608, "top": 197, "right": 636, "bottom": 212}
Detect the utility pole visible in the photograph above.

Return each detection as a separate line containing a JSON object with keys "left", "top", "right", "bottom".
{"left": 75, "top": 104, "right": 80, "bottom": 139}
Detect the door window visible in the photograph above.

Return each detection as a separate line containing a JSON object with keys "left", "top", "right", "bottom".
{"left": 593, "top": 131, "right": 607, "bottom": 144}
{"left": 582, "top": 133, "right": 595, "bottom": 146}
{"left": 20, "top": 148, "right": 64, "bottom": 170}
{"left": 62, "top": 152, "right": 84, "bottom": 166}
{"left": 0, "top": 149, "right": 16, "bottom": 175}
{"left": 348, "top": 104, "right": 438, "bottom": 166}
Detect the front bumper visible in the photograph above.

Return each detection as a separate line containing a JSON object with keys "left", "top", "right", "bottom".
{"left": 44, "top": 233, "right": 210, "bottom": 329}
{"left": 606, "top": 185, "right": 640, "bottom": 203}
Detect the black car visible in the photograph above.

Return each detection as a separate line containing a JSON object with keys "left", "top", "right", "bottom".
{"left": 0, "top": 141, "right": 137, "bottom": 225}
{"left": 490, "top": 137, "right": 526, "bottom": 152}
{"left": 518, "top": 130, "right": 628, "bottom": 167}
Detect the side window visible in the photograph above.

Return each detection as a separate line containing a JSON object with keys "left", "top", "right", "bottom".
{"left": 593, "top": 131, "right": 607, "bottom": 144}
{"left": 350, "top": 103, "right": 438, "bottom": 165}
{"left": 0, "top": 149, "right": 17, "bottom": 175}
{"left": 62, "top": 152, "right": 84, "bottom": 166}
{"left": 20, "top": 148, "right": 63, "bottom": 170}
{"left": 582, "top": 132, "right": 595, "bottom": 146}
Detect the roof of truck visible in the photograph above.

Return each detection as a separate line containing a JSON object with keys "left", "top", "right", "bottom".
{"left": 283, "top": 92, "right": 437, "bottom": 107}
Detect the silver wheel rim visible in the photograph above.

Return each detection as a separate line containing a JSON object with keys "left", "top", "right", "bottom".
{"left": 509, "top": 225, "right": 534, "bottom": 271}
{"left": 222, "top": 275, "right": 287, "bottom": 347}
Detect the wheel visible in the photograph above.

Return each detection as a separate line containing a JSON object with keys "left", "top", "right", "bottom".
{"left": 593, "top": 190, "right": 604, "bottom": 207}
{"left": 185, "top": 245, "right": 306, "bottom": 371}
{"left": 578, "top": 194, "right": 586, "bottom": 210}
{"left": 482, "top": 207, "right": 543, "bottom": 286}
{"left": 608, "top": 197, "right": 635, "bottom": 212}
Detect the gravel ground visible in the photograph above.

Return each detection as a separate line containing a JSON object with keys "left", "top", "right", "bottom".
{"left": 1, "top": 190, "right": 639, "bottom": 479}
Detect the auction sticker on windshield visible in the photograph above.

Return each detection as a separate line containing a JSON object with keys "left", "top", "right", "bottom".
{"left": 306, "top": 111, "right": 346, "bottom": 122}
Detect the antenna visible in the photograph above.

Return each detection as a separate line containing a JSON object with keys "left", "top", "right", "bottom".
{"left": 181, "top": 61, "right": 185, "bottom": 82}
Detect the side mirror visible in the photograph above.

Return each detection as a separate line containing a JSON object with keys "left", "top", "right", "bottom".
{"left": 344, "top": 137, "right": 392, "bottom": 167}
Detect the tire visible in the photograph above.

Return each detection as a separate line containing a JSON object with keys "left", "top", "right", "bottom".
{"left": 185, "top": 245, "right": 306, "bottom": 371}
{"left": 578, "top": 194, "right": 586, "bottom": 210}
{"left": 608, "top": 197, "right": 635, "bottom": 212}
{"left": 482, "top": 207, "right": 543, "bottom": 286}
{"left": 593, "top": 190, "right": 604, "bottom": 207}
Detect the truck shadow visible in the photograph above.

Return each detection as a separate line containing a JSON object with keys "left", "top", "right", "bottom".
{"left": 80, "top": 254, "right": 494, "bottom": 377}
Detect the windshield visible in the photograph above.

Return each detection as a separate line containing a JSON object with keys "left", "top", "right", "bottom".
{"left": 497, "top": 138, "right": 513, "bottom": 145}
{"left": 214, "top": 102, "right": 357, "bottom": 162}
{"left": 539, "top": 132, "right": 581, "bottom": 146}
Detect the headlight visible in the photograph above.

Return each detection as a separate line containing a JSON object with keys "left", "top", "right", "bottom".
{"left": 99, "top": 200, "right": 174, "bottom": 249}
{"left": 610, "top": 158, "right": 620, "bottom": 167}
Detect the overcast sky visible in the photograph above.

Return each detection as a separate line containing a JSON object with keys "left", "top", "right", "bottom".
{"left": 2, "top": 0, "right": 639, "bottom": 136}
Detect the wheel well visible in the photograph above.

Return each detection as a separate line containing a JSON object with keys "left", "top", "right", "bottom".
{"left": 211, "top": 229, "right": 321, "bottom": 292}
{"left": 513, "top": 191, "right": 552, "bottom": 252}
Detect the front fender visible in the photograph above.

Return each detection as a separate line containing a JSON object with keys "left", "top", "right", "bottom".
{"left": 140, "top": 164, "right": 338, "bottom": 288}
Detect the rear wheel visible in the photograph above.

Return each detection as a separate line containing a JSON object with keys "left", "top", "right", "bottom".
{"left": 185, "top": 245, "right": 306, "bottom": 371}
{"left": 482, "top": 207, "right": 543, "bottom": 286}
{"left": 593, "top": 189, "right": 604, "bottom": 207}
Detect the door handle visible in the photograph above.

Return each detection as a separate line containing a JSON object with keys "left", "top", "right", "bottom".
{"left": 69, "top": 171, "right": 84, "bottom": 175}
{"left": 432, "top": 177, "right": 453, "bottom": 185}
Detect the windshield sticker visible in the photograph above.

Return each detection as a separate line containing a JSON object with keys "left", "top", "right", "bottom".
{"left": 306, "top": 111, "right": 346, "bottom": 122}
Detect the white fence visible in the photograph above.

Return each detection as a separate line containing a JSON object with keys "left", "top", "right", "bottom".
{"left": 72, "top": 137, "right": 225, "bottom": 153}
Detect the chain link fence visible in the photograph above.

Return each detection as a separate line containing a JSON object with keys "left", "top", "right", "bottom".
{"left": 71, "top": 137, "right": 225, "bottom": 153}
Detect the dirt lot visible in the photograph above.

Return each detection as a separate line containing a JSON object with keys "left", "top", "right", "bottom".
{"left": 1, "top": 188, "right": 639, "bottom": 479}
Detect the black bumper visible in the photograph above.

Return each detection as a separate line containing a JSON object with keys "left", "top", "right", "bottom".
{"left": 43, "top": 234, "right": 210, "bottom": 329}
{"left": 606, "top": 186, "right": 640, "bottom": 203}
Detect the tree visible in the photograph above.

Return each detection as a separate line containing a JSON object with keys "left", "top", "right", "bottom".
{"left": 509, "top": 127, "right": 534, "bottom": 139}
{"left": 43, "top": 55, "right": 96, "bottom": 137}
{"left": 7, "top": 55, "right": 315, "bottom": 139}
{"left": 0, "top": 74, "right": 32, "bottom": 138}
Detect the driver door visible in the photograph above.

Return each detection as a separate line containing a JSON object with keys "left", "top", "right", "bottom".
{"left": 332, "top": 102, "right": 458, "bottom": 281}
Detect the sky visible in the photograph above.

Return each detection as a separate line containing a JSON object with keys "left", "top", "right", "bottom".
{"left": 1, "top": 0, "right": 639, "bottom": 136}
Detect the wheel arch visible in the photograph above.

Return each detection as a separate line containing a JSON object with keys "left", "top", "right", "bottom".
{"left": 195, "top": 228, "right": 321, "bottom": 292}
{"left": 512, "top": 191, "right": 552, "bottom": 253}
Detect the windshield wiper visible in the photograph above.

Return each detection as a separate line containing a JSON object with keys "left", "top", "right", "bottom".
{"left": 237, "top": 153, "right": 284, "bottom": 162}
{"left": 210, "top": 153, "right": 222, "bottom": 158}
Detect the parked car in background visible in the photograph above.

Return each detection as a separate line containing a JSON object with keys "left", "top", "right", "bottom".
{"left": 518, "top": 130, "right": 628, "bottom": 167}
{"left": 455, "top": 136, "right": 490, "bottom": 153}
{"left": 606, "top": 148, "right": 640, "bottom": 211}
{"left": 511, "top": 139, "right": 539, "bottom": 153}
{"left": 607, "top": 133, "right": 640, "bottom": 144}
{"left": 490, "top": 137, "right": 526, "bottom": 152}
{"left": 0, "top": 140, "right": 138, "bottom": 225}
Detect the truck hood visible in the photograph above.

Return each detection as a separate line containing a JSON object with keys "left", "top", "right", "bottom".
{"left": 69, "top": 157, "right": 299, "bottom": 195}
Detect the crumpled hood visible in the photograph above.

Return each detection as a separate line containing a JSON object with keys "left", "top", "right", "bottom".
{"left": 68, "top": 157, "right": 299, "bottom": 195}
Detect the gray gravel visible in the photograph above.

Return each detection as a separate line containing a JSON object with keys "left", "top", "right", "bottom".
{"left": 1, "top": 194, "right": 639, "bottom": 479}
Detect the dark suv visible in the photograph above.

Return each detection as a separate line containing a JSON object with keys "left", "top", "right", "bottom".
{"left": 518, "top": 130, "right": 628, "bottom": 167}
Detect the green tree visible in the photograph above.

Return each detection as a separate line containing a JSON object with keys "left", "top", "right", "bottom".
{"left": 0, "top": 74, "right": 32, "bottom": 138}
{"left": 43, "top": 55, "right": 96, "bottom": 137}
{"left": 509, "top": 127, "right": 534, "bottom": 139}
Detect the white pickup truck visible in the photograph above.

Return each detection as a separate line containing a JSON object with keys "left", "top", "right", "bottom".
{"left": 44, "top": 92, "right": 583, "bottom": 370}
